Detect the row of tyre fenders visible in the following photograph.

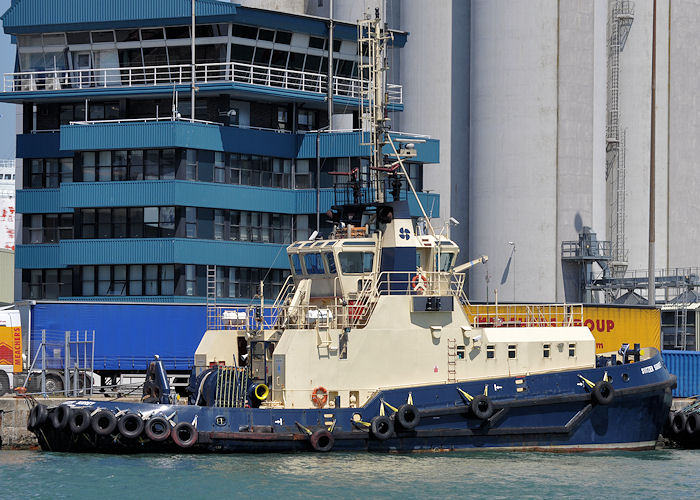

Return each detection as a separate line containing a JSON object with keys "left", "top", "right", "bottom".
{"left": 27, "top": 404, "right": 198, "bottom": 448}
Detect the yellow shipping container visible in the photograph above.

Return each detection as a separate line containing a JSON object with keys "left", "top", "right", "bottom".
{"left": 464, "top": 304, "right": 660, "bottom": 354}
{"left": 582, "top": 305, "right": 660, "bottom": 353}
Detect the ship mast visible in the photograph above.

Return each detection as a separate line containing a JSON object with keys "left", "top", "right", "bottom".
{"left": 358, "top": 8, "right": 392, "bottom": 202}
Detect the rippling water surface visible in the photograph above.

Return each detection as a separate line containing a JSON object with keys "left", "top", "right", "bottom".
{"left": 1, "top": 448, "right": 698, "bottom": 499}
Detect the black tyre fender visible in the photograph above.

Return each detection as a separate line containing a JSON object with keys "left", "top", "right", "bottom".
{"left": 50, "top": 404, "right": 72, "bottom": 430}
{"left": 671, "top": 412, "right": 687, "bottom": 436}
{"left": 309, "top": 429, "right": 334, "bottom": 452}
{"left": 68, "top": 408, "right": 91, "bottom": 434}
{"left": 91, "top": 409, "right": 117, "bottom": 436}
{"left": 370, "top": 415, "right": 394, "bottom": 441}
{"left": 27, "top": 404, "right": 48, "bottom": 430}
{"left": 592, "top": 381, "right": 614, "bottom": 405}
{"left": 685, "top": 412, "right": 700, "bottom": 437}
{"left": 396, "top": 404, "right": 420, "bottom": 430}
{"left": 471, "top": 395, "right": 494, "bottom": 420}
{"left": 172, "top": 421, "right": 198, "bottom": 448}
{"left": 117, "top": 413, "right": 145, "bottom": 439}
{"left": 144, "top": 415, "right": 171, "bottom": 442}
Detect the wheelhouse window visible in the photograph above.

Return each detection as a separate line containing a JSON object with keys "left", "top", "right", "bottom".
{"left": 338, "top": 252, "right": 374, "bottom": 274}
{"left": 324, "top": 252, "right": 337, "bottom": 274}
{"left": 543, "top": 344, "right": 550, "bottom": 358}
{"left": 304, "top": 253, "right": 325, "bottom": 274}
{"left": 568, "top": 343, "right": 576, "bottom": 357}
{"left": 290, "top": 254, "right": 303, "bottom": 275}
{"left": 436, "top": 252, "right": 454, "bottom": 272}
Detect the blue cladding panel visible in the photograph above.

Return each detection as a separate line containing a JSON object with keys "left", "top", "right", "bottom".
{"left": 16, "top": 133, "right": 68, "bottom": 159}
{"left": 662, "top": 350, "right": 700, "bottom": 398}
{"left": 2, "top": 0, "right": 237, "bottom": 33}
{"left": 173, "top": 240, "right": 288, "bottom": 268}
{"left": 61, "top": 181, "right": 333, "bottom": 214}
{"left": 16, "top": 244, "right": 60, "bottom": 268}
{"left": 17, "top": 239, "right": 289, "bottom": 269}
{"left": 61, "top": 181, "right": 178, "bottom": 208}
{"left": 61, "top": 121, "right": 221, "bottom": 152}
{"left": 16, "top": 189, "right": 72, "bottom": 213}
{"left": 60, "top": 239, "right": 175, "bottom": 266}
{"left": 60, "top": 121, "right": 298, "bottom": 157}
{"left": 219, "top": 126, "right": 298, "bottom": 157}
{"left": 30, "top": 302, "right": 206, "bottom": 369}
{"left": 296, "top": 132, "right": 440, "bottom": 163}
{"left": 59, "top": 123, "right": 434, "bottom": 162}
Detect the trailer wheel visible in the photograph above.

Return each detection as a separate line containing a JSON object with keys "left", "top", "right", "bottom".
{"left": 43, "top": 374, "right": 64, "bottom": 394}
{"left": 0, "top": 371, "right": 9, "bottom": 396}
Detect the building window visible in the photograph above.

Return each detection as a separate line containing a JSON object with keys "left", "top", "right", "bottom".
{"left": 22, "top": 265, "right": 289, "bottom": 300}
{"left": 277, "top": 106, "right": 288, "bottom": 129}
{"left": 214, "top": 210, "right": 225, "bottom": 240}
{"left": 26, "top": 214, "right": 74, "bottom": 244}
{"left": 129, "top": 265, "right": 142, "bottom": 295}
{"left": 297, "top": 110, "right": 315, "bottom": 131}
{"left": 186, "top": 207, "right": 197, "bottom": 238}
{"left": 185, "top": 264, "right": 196, "bottom": 296}
{"left": 27, "top": 158, "right": 72, "bottom": 188}
{"left": 23, "top": 268, "right": 72, "bottom": 299}
{"left": 486, "top": 345, "right": 495, "bottom": 359}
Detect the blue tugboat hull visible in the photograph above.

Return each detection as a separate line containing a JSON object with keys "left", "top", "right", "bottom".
{"left": 31, "top": 352, "right": 674, "bottom": 453}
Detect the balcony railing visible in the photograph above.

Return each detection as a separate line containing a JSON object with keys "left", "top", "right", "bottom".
{"left": 2, "top": 61, "right": 403, "bottom": 105}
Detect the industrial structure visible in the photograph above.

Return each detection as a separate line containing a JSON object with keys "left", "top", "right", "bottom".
{"left": 0, "top": 0, "right": 439, "bottom": 376}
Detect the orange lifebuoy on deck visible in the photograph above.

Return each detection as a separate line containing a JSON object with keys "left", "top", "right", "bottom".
{"left": 411, "top": 274, "right": 428, "bottom": 293}
{"left": 311, "top": 386, "right": 328, "bottom": 408}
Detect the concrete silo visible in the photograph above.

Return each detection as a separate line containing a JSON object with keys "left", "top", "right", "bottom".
{"left": 468, "top": 0, "right": 608, "bottom": 302}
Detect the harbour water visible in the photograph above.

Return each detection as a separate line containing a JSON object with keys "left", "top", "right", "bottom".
{"left": 1, "top": 448, "right": 698, "bottom": 499}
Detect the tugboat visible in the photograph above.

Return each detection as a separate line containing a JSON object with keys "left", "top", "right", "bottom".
{"left": 27, "top": 9, "right": 675, "bottom": 454}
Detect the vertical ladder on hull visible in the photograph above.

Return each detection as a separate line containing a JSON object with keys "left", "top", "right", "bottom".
{"left": 447, "top": 338, "right": 457, "bottom": 384}
{"left": 206, "top": 265, "right": 217, "bottom": 330}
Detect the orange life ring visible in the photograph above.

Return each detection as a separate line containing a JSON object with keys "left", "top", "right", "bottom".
{"left": 411, "top": 274, "right": 428, "bottom": 292}
{"left": 311, "top": 386, "right": 328, "bottom": 408}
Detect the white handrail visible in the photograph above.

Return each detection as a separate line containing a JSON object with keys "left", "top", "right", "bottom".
{"left": 3, "top": 61, "right": 403, "bottom": 104}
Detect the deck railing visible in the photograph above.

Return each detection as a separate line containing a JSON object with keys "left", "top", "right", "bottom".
{"left": 3, "top": 61, "right": 403, "bottom": 104}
